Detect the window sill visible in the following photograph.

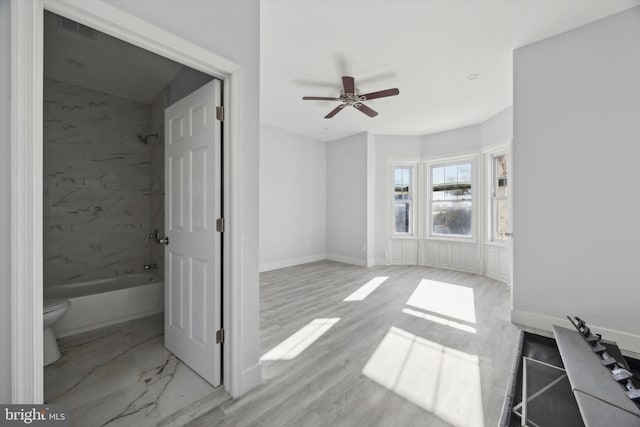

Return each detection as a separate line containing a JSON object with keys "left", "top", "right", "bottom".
{"left": 391, "top": 235, "right": 418, "bottom": 240}
{"left": 425, "top": 235, "right": 477, "bottom": 245}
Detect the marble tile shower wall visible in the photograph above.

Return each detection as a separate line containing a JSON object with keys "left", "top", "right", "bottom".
{"left": 43, "top": 78, "right": 158, "bottom": 286}
{"left": 149, "top": 87, "right": 167, "bottom": 279}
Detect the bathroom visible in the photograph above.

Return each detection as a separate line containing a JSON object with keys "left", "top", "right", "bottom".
{"left": 42, "top": 10, "right": 227, "bottom": 425}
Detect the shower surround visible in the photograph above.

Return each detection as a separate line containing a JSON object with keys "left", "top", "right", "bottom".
{"left": 43, "top": 78, "right": 157, "bottom": 286}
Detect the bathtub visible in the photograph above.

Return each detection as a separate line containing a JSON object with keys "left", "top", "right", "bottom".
{"left": 45, "top": 273, "right": 164, "bottom": 338}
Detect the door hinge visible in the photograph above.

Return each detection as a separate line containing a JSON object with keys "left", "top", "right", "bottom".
{"left": 216, "top": 106, "right": 224, "bottom": 121}
{"left": 216, "top": 218, "right": 225, "bottom": 233}
{"left": 216, "top": 329, "right": 225, "bottom": 344}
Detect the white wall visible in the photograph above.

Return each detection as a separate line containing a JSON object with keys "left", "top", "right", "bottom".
{"left": 481, "top": 106, "right": 513, "bottom": 148}
{"left": 513, "top": 6, "right": 640, "bottom": 351}
{"left": 365, "top": 133, "right": 375, "bottom": 266}
{"left": 0, "top": 0, "right": 12, "bottom": 404}
{"left": 421, "top": 124, "right": 481, "bottom": 158}
{"left": 326, "top": 132, "right": 369, "bottom": 266}
{"left": 260, "top": 124, "right": 326, "bottom": 271}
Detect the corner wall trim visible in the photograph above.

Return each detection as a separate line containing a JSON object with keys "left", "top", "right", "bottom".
{"left": 511, "top": 309, "right": 640, "bottom": 354}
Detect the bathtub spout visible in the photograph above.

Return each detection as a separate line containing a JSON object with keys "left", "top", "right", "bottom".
{"left": 144, "top": 263, "right": 159, "bottom": 270}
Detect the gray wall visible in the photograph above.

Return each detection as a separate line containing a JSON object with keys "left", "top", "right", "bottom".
{"left": 0, "top": 0, "right": 11, "bottom": 404}
{"left": 513, "top": 6, "right": 640, "bottom": 344}
{"left": 167, "top": 67, "right": 213, "bottom": 106}
{"left": 326, "top": 132, "right": 369, "bottom": 264}
{"left": 259, "top": 123, "right": 327, "bottom": 271}
{"left": 43, "top": 78, "right": 153, "bottom": 285}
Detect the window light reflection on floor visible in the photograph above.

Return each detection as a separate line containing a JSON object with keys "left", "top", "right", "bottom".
{"left": 343, "top": 276, "right": 389, "bottom": 301}
{"left": 260, "top": 318, "right": 340, "bottom": 361}
{"left": 406, "top": 279, "right": 477, "bottom": 324}
{"left": 363, "top": 326, "right": 484, "bottom": 427}
{"left": 402, "top": 308, "right": 477, "bottom": 334}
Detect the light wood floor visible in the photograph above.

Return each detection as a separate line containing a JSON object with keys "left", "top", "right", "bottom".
{"left": 188, "top": 261, "right": 520, "bottom": 427}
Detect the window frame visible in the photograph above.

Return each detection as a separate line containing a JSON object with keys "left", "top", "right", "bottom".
{"left": 390, "top": 161, "right": 418, "bottom": 238}
{"left": 488, "top": 150, "right": 511, "bottom": 244}
{"left": 425, "top": 155, "right": 478, "bottom": 242}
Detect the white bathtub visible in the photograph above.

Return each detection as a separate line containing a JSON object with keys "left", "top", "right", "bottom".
{"left": 45, "top": 273, "right": 164, "bottom": 338}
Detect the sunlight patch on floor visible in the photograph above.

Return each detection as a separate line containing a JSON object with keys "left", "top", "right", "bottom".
{"left": 343, "top": 276, "right": 389, "bottom": 301}
{"left": 406, "top": 279, "right": 476, "bottom": 324}
{"left": 363, "top": 326, "right": 484, "bottom": 427}
{"left": 402, "top": 308, "right": 477, "bottom": 334}
{"left": 260, "top": 318, "right": 340, "bottom": 361}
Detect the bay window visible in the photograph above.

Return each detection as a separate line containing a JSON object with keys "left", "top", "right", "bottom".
{"left": 428, "top": 158, "right": 475, "bottom": 238}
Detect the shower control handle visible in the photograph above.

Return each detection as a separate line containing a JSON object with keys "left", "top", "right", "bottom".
{"left": 158, "top": 236, "right": 169, "bottom": 246}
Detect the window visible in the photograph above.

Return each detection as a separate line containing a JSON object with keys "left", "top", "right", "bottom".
{"left": 393, "top": 165, "right": 413, "bottom": 235}
{"left": 429, "top": 160, "right": 473, "bottom": 238}
{"left": 491, "top": 154, "right": 509, "bottom": 240}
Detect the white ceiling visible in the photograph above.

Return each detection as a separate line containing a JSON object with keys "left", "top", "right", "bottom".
{"left": 44, "top": 10, "right": 183, "bottom": 104}
{"left": 260, "top": 0, "right": 640, "bottom": 141}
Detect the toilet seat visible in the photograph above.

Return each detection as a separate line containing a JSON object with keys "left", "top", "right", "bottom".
{"left": 44, "top": 298, "right": 69, "bottom": 313}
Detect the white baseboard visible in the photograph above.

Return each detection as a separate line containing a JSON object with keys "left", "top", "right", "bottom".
{"left": 326, "top": 253, "right": 368, "bottom": 267}
{"left": 372, "top": 258, "right": 387, "bottom": 266}
{"left": 511, "top": 309, "right": 640, "bottom": 354}
{"left": 259, "top": 254, "right": 326, "bottom": 272}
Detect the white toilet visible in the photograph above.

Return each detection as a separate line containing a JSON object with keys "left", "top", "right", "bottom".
{"left": 43, "top": 298, "right": 71, "bottom": 366}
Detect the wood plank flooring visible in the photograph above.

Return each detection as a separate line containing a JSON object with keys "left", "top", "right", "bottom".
{"left": 188, "top": 261, "right": 521, "bottom": 427}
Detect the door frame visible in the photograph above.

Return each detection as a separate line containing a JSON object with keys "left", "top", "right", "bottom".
{"left": 11, "top": 0, "right": 245, "bottom": 402}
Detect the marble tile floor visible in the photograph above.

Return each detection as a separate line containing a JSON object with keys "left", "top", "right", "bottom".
{"left": 45, "top": 313, "right": 230, "bottom": 427}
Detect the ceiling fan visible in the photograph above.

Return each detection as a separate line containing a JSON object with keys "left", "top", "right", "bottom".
{"left": 302, "top": 76, "right": 399, "bottom": 119}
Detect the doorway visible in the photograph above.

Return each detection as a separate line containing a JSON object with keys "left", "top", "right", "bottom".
{"left": 41, "top": 10, "right": 224, "bottom": 422}
{"left": 11, "top": 0, "right": 246, "bottom": 405}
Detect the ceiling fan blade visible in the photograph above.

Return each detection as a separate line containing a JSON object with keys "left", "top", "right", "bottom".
{"left": 302, "top": 96, "right": 341, "bottom": 101}
{"left": 361, "top": 88, "right": 399, "bottom": 100}
{"left": 342, "top": 76, "right": 355, "bottom": 94}
{"left": 354, "top": 103, "right": 378, "bottom": 117}
{"left": 325, "top": 104, "right": 346, "bottom": 119}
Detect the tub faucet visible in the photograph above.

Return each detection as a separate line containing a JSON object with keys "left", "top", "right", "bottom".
{"left": 144, "top": 263, "right": 159, "bottom": 270}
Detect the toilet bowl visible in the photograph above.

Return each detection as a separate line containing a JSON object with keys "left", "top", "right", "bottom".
{"left": 44, "top": 298, "right": 70, "bottom": 366}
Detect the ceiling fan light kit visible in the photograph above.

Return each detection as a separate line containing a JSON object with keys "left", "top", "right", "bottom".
{"left": 303, "top": 76, "right": 399, "bottom": 119}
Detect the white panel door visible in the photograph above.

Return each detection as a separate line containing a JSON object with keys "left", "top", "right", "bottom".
{"left": 164, "top": 80, "right": 221, "bottom": 386}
